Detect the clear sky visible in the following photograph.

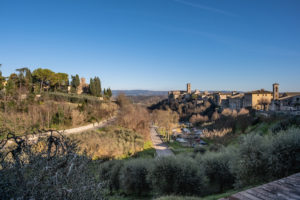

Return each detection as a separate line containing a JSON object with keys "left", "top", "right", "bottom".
{"left": 1, "top": 0, "right": 300, "bottom": 92}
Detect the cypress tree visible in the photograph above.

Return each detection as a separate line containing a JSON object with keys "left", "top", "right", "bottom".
{"left": 107, "top": 88, "right": 112, "bottom": 97}
{"left": 71, "top": 74, "right": 80, "bottom": 92}
{"left": 0, "top": 64, "right": 4, "bottom": 90}
{"left": 89, "top": 78, "right": 95, "bottom": 96}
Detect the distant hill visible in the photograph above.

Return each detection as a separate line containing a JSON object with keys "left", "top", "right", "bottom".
{"left": 112, "top": 90, "right": 168, "bottom": 96}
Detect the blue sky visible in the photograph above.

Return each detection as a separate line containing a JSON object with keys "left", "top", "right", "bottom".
{"left": 1, "top": 0, "right": 300, "bottom": 91}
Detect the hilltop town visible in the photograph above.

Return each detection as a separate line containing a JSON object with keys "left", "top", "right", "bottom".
{"left": 168, "top": 83, "right": 300, "bottom": 115}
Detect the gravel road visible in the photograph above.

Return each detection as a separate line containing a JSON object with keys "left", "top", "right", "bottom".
{"left": 150, "top": 126, "right": 174, "bottom": 157}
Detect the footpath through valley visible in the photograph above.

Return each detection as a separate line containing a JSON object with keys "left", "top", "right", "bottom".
{"left": 150, "top": 126, "right": 174, "bottom": 157}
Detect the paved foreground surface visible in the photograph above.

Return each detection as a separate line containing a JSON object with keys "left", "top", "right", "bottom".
{"left": 220, "top": 172, "right": 300, "bottom": 200}
{"left": 150, "top": 126, "right": 174, "bottom": 157}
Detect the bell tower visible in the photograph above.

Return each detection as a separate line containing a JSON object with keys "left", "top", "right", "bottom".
{"left": 273, "top": 83, "right": 279, "bottom": 100}
{"left": 187, "top": 83, "right": 191, "bottom": 94}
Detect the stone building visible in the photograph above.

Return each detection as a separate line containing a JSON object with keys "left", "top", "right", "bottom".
{"left": 274, "top": 94, "right": 300, "bottom": 111}
{"left": 228, "top": 93, "right": 244, "bottom": 110}
{"left": 273, "top": 83, "right": 279, "bottom": 100}
{"left": 270, "top": 83, "right": 300, "bottom": 113}
{"left": 168, "top": 83, "right": 193, "bottom": 100}
{"left": 187, "top": 83, "right": 191, "bottom": 94}
{"left": 76, "top": 78, "right": 89, "bottom": 94}
{"left": 243, "top": 89, "right": 273, "bottom": 110}
{"left": 213, "top": 92, "right": 231, "bottom": 107}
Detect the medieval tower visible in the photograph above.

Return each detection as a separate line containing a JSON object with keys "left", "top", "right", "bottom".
{"left": 273, "top": 83, "right": 279, "bottom": 100}
{"left": 187, "top": 83, "right": 191, "bottom": 94}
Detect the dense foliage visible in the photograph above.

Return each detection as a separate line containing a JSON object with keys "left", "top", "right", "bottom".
{"left": 0, "top": 94, "right": 117, "bottom": 135}
{"left": 0, "top": 67, "right": 117, "bottom": 135}
{"left": 0, "top": 132, "right": 104, "bottom": 199}
{"left": 89, "top": 76, "right": 102, "bottom": 97}
{"left": 149, "top": 96, "right": 217, "bottom": 121}
{"left": 1, "top": 67, "right": 112, "bottom": 97}
{"left": 98, "top": 128, "right": 300, "bottom": 197}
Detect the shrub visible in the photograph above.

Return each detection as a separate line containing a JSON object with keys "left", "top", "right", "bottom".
{"left": 119, "top": 158, "right": 151, "bottom": 195}
{"left": 271, "top": 116, "right": 300, "bottom": 133}
{"left": 232, "top": 134, "right": 269, "bottom": 187}
{"left": 267, "top": 129, "right": 300, "bottom": 178}
{"left": 0, "top": 132, "right": 103, "bottom": 199}
{"left": 197, "top": 149, "right": 235, "bottom": 193}
{"left": 149, "top": 156, "right": 206, "bottom": 196}
{"left": 193, "top": 146, "right": 206, "bottom": 154}
{"left": 99, "top": 160, "right": 124, "bottom": 193}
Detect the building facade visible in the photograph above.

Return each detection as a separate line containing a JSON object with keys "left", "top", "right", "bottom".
{"left": 244, "top": 89, "right": 273, "bottom": 110}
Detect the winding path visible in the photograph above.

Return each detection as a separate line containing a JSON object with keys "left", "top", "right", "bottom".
{"left": 2, "top": 116, "right": 116, "bottom": 148}
{"left": 61, "top": 116, "right": 116, "bottom": 136}
{"left": 150, "top": 126, "right": 174, "bottom": 157}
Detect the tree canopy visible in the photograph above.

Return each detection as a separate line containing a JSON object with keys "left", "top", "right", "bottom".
{"left": 32, "top": 68, "right": 55, "bottom": 92}
{"left": 89, "top": 77, "right": 101, "bottom": 97}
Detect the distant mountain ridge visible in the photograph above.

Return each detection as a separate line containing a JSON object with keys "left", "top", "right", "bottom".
{"left": 112, "top": 90, "right": 168, "bottom": 96}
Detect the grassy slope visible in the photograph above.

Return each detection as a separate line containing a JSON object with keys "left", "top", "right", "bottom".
{"left": 68, "top": 126, "right": 155, "bottom": 160}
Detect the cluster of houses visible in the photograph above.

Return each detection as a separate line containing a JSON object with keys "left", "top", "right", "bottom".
{"left": 169, "top": 83, "right": 300, "bottom": 114}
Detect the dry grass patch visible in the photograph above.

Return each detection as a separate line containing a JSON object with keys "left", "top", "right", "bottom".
{"left": 69, "top": 126, "right": 145, "bottom": 159}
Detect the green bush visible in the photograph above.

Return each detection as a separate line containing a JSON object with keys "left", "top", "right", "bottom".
{"left": 267, "top": 129, "right": 300, "bottom": 178}
{"left": 232, "top": 134, "right": 269, "bottom": 187}
{"left": 119, "top": 158, "right": 151, "bottom": 195}
{"left": 193, "top": 146, "right": 206, "bottom": 154}
{"left": 99, "top": 160, "right": 124, "bottom": 193}
{"left": 271, "top": 116, "right": 300, "bottom": 133}
{"left": 197, "top": 149, "right": 235, "bottom": 193}
{"left": 149, "top": 156, "right": 206, "bottom": 196}
{"left": 97, "top": 128, "right": 300, "bottom": 197}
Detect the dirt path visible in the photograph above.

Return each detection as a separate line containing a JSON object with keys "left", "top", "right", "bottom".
{"left": 2, "top": 116, "right": 116, "bottom": 148}
{"left": 150, "top": 126, "right": 174, "bottom": 157}
{"left": 61, "top": 116, "right": 116, "bottom": 136}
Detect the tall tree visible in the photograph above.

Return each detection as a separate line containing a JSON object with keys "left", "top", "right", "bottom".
{"left": 32, "top": 68, "right": 54, "bottom": 92}
{"left": 107, "top": 88, "right": 112, "bottom": 98}
{"left": 89, "top": 77, "right": 101, "bottom": 97}
{"left": 16, "top": 67, "right": 32, "bottom": 92}
{"left": 94, "top": 77, "right": 101, "bottom": 96}
{"left": 56, "top": 73, "right": 68, "bottom": 91}
{"left": 71, "top": 74, "right": 80, "bottom": 92}
{"left": 89, "top": 78, "right": 95, "bottom": 96}
{"left": 5, "top": 73, "right": 18, "bottom": 95}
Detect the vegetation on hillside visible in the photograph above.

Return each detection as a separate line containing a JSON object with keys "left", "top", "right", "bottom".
{"left": 0, "top": 131, "right": 104, "bottom": 199}
{"left": 0, "top": 67, "right": 112, "bottom": 98}
{"left": 116, "top": 94, "right": 151, "bottom": 139}
{"left": 1, "top": 91, "right": 300, "bottom": 199}
{"left": 149, "top": 95, "right": 217, "bottom": 121}
{"left": 97, "top": 127, "right": 300, "bottom": 198}
{"left": 0, "top": 94, "right": 117, "bottom": 137}
{"left": 1, "top": 66, "right": 300, "bottom": 199}
{"left": 0, "top": 67, "right": 117, "bottom": 136}
{"left": 69, "top": 127, "right": 149, "bottom": 159}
